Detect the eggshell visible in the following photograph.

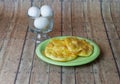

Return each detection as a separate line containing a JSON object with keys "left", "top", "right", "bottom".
{"left": 28, "top": 6, "right": 40, "bottom": 18}
{"left": 40, "top": 5, "right": 53, "bottom": 17}
{"left": 34, "top": 17, "right": 49, "bottom": 29}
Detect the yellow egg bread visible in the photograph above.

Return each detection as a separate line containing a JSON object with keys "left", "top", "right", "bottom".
{"left": 44, "top": 36, "right": 93, "bottom": 61}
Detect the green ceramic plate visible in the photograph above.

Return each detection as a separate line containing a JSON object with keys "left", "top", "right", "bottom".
{"left": 36, "top": 36, "right": 100, "bottom": 66}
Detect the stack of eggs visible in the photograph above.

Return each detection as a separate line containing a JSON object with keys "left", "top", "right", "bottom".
{"left": 28, "top": 5, "right": 53, "bottom": 32}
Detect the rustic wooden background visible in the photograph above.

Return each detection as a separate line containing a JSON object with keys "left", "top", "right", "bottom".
{"left": 0, "top": 0, "right": 120, "bottom": 84}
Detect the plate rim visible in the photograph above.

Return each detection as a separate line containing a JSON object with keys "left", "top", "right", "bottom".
{"left": 36, "top": 36, "right": 100, "bottom": 66}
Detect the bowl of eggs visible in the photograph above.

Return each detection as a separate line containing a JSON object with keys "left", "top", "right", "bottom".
{"left": 27, "top": 5, "right": 54, "bottom": 43}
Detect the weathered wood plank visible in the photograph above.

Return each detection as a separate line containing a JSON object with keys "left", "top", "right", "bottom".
{"left": 62, "top": 67, "right": 75, "bottom": 84}
{"left": 61, "top": 0, "right": 75, "bottom": 84}
{"left": 42, "top": 0, "right": 62, "bottom": 84}
{"left": 0, "top": 39, "right": 9, "bottom": 73}
{"left": 84, "top": 1, "right": 107, "bottom": 39}
{"left": 43, "top": 0, "right": 61, "bottom": 84}
{"left": 110, "top": 1, "right": 120, "bottom": 38}
{"left": 29, "top": 1, "right": 48, "bottom": 84}
{"left": 15, "top": 39, "right": 35, "bottom": 84}
{"left": 0, "top": 0, "right": 120, "bottom": 84}
{"left": 84, "top": 1, "right": 120, "bottom": 84}
{"left": 75, "top": 66, "right": 95, "bottom": 84}
{"left": 110, "top": 0, "right": 120, "bottom": 72}
{"left": 92, "top": 40, "right": 120, "bottom": 84}
{"left": 9, "top": 0, "right": 29, "bottom": 41}
{"left": 32, "top": 0, "right": 43, "bottom": 7}
{"left": 0, "top": 18, "right": 11, "bottom": 40}
{"left": 72, "top": 1, "right": 95, "bottom": 84}
{"left": 48, "top": 0, "right": 62, "bottom": 37}
{"left": 29, "top": 0, "right": 62, "bottom": 84}
{"left": 0, "top": 39, "right": 25, "bottom": 84}
{"left": 0, "top": 1, "right": 30, "bottom": 84}
{"left": 102, "top": 1, "right": 120, "bottom": 76}
{"left": 0, "top": 18, "right": 16, "bottom": 84}
{"left": 62, "top": 0, "right": 73, "bottom": 36}
{"left": 3, "top": 0, "right": 13, "bottom": 17}
{"left": 0, "top": 1, "right": 15, "bottom": 39}
{"left": 75, "top": 1, "right": 114, "bottom": 84}
{"left": 110, "top": 39, "right": 120, "bottom": 69}
{"left": 0, "top": 1, "right": 18, "bottom": 83}
{"left": 48, "top": 65, "right": 61, "bottom": 84}
{"left": 30, "top": 55, "right": 49, "bottom": 84}
{"left": 0, "top": 0, "right": 4, "bottom": 20}
{"left": 0, "top": 20, "right": 28, "bottom": 84}
{"left": 72, "top": 0, "right": 88, "bottom": 37}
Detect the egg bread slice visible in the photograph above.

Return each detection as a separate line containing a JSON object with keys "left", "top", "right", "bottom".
{"left": 44, "top": 39, "right": 78, "bottom": 61}
{"left": 64, "top": 37, "right": 83, "bottom": 54}
{"left": 44, "top": 36, "right": 93, "bottom": 62}
{"left": 64, "top": 37, "right": 93, "bottom": 56}
{"left": 78, "top": 41, "right": 93, "bottom": 56}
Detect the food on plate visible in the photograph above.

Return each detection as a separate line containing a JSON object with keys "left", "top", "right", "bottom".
{"left": 44, "top": 39, "right": 78, "bottom": 61}
{"left": 44, "top": 36, "right": 93, "bottom": 61}
{"left": 78, "top": 41, "right": 93, "bottom": 56}
{"left": 64, "top": 37, "right": 83, "bottom": 53}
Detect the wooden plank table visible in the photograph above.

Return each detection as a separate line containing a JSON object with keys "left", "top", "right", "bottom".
{"left": 0, "top": 0, "right": 120, "bottom": 84}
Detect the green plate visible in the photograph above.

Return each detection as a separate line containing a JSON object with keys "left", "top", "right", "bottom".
{"left": 36, "top": 36, "right": 100, "bottom": 66}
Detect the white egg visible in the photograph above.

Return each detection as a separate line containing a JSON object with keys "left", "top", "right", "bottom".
{"left": 28, "top": 6, "right": 40, "bottom": 18}
{"left": 34, "top": 17, "right": 49, "bottom": 30}
{"left": 40, "top": 5, "right": 53, "bottom": 18}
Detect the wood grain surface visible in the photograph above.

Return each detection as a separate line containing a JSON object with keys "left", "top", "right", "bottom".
{"left": 0, "top": 0, "right": 120, "bottom": 84}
